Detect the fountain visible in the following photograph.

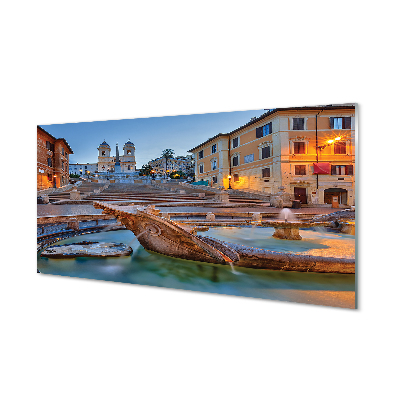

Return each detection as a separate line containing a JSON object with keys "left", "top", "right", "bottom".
{"left": 93, "top": 201, "right": 355, "bottom": 273}
{"left": 255, "top": 208, "right": 331, "bottom": 241}
{"left": 279, "top": 208, "right": 296, "bottom": 223}
{"left": 271, "top": 208, "right": 302, "bottom": 240}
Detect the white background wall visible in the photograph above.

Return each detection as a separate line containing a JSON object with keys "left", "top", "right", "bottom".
{"left": 2, "top": 1, "right": 399, "bottom": 400}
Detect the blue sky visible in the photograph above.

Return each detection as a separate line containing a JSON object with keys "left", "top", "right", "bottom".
{"left": 40, "top": 109, "right": 266, "bottom": 168}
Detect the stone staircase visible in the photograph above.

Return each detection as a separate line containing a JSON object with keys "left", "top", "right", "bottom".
{"left": 47, "top": 181, "right": 107, "bottom": 203}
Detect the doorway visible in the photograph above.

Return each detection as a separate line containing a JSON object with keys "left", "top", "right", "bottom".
{"left": 294, "top": 187, "right": 307, "bottom": 204}
{"left": 324, "top": 188, "right": 348, "bottom": 205}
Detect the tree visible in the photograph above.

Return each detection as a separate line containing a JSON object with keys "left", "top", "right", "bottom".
{"left": 140, "top": 164, "right": 153, "bottom": 176}
{"left": 161, "top": 149, "right": 175, "bottom": 176}
{"left": 169, "top": 170, "right": 186, "bottom": 179}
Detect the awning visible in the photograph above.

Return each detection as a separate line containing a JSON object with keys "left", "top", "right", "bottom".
{"left": 313, "top": 162, "right": 331, "bottom": 174}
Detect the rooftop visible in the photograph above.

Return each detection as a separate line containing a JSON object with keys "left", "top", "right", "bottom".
{"left": 188, "top": 104, "right": 356, "bottom": 152}
{"left": 37, "top": 126, "right": 74, "bottom": 154}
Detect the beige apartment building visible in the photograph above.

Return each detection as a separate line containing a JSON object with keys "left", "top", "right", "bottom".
{"left": 189, "top": 104, "right": 356, "bottom": 206}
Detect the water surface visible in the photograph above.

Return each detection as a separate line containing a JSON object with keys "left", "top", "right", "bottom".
{"left": 37, "top": 229, "right": 355, "bottom": 308}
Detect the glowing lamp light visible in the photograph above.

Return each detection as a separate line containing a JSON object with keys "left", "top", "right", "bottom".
{"left": 228, "top": 175, "right": 232, "bottom": 179}
{"left": 327, "top": 139, "right": 334, "bottom": 144}
{"left": 334, "top": 136, "right": 342, "bottom": 141}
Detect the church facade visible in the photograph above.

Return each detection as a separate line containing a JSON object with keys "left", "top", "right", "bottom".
{"left": 97, "top": 140, "right": 136, "bottom": 173}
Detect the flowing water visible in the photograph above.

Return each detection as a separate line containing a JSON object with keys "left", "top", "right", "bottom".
{"left": 37, "top": 228, "right": 356, "bottom": 308}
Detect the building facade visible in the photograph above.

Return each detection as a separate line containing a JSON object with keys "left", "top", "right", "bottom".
{"left": 97, "top": 140, "right": 136, "bottom": 173}
{"left": 189, "top": 105, "right": 356, "bottom": 206}
{"left": 37, "top": 126, "right": 73, "bottom": 190}
{"left": 69, "top": 163, "right": 98, "bottom": 176}
{"left": 148, "top": 155, "right": 194, "bottom": 177}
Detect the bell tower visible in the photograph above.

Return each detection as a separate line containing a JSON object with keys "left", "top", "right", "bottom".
{"left": 97, "top": 140, "right": 112, "bottom": 173}
{"left": 98, "top": 140, "right": 111, "bottom": 157}
{"left": 122, "top": 140, "right": 136, "bottom": 172}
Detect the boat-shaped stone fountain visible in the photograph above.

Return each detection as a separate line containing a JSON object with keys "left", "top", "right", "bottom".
{"left": 93, "top": 202, "right": 355, "bottom": 274}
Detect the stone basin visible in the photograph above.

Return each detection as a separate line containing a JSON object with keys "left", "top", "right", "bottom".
{"left": 40, "top": 241, "right": 132, "bottom": 258}
{"left": 92, "top": 201, "right": 355, "bottom": 273}
{"left": 262, "top": 221, "right": 330, "bottom": 240}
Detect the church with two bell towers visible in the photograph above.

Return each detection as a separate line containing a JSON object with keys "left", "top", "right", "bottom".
{"left": 97, "top": 140, "right": 136, "bottom": 174}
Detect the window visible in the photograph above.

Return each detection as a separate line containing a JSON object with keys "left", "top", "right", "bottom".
{"left": 334, "top": 141, "right": 346, "bottom": 154}
{"left": 47, "top": 158, "right": 52, "bottom": 167}
{"left": 233, "top": 174, "right": 239, "bottom": 182}
{"left": 211, "top": 160, "right": 217, "bottom": 170}
{"left": 46, "top": 141, "right": 55, "bottom": 152}
{"left": 295, "top": 165, "right": 307, "bottom": 175}
{"left": 62, "top": 148, "right": 65, "bottom": 156}
{"left": 331, "top": 165, "right": 353, "bottom": 175}
{"left": 102, "top": 151, "right": 106, "bottom": 156}
{"left": 212, "top": 144, "right": 217, "bottom": 153}
{"left": 232, "top": 137, "right": 239, "bottom": 148}
{"left": 47, "top": 173, "right": 53, "bottom": 181}
{"left": 199, "top": 164, "right": 204, "bottom": 174}
{"left": 244, "top": 154, "right": 254, "bottom": 163}
{"left": 256, "top": 122, "right": 272, "bottom": 138}
{"left": 128, "top": 165, "right": 131, "bottom": 170}
{"left": 294, "top": 142, "right": 306, "bottom": 154}
{"left": 232, "top": 156, "right": 239, "bottom": 166}
{"left": 293, "top": 118, "right": 305, "bottom": 130}
{"left": 212, "top": 176, "right": 218, "bottom": 184}
{"left": 198, "top": 150, "right": 204, "bottom": 159}
{"left": 330, "top": 117, "right": 351, "bottom": 129}
{"left": 261, "top": 146, "right": 271, "bottom": 159}
{"left": 262, "top": 168, "right": 270, "bottom": 178}
{"left": 127, "top": 150, "right": 132, "bottom": 155}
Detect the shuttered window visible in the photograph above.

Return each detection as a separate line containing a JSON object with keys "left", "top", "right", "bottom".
{"left": 331, "top": 165, "right": 353, "bottom": 175}
{"left": 198, "top": 150, "right": 204, "bottom": 159}
{"left": 232, "top": 137, "right": 239, "bottom": 148}
{"left": 295, "top": 165, "right": 306, "bottom": 175}
{"left": 232, "top": 156, "right": 239, "bottom": 166}
{"left": 233, "top": 174, "right": 239, "bottom": 182}
{"left": 211, "top": 144, "right": 217, "bottom": 153}
{"left": 264, "top": 122, "right": 272, "bottom": 136}
{"left": 294, "top": 142, "right": 306, "bottom": 154}
{"left": 199, "top": 165, "right": 204, "bottom": 173}
{"left": 334, "top": 141, "right": 346, "bottom": 154}
{"left": 346, "top": 165, "right": 353, "bottom": 175}
{"left": 261, "top": 146, "right": 271, "bottom": 159}
{"left": 262, "top": 168, "right": 270, "bottom": 178}
{"left": 330, "top": 117, "right": 351, "bottom": 129}
{"left": 256, "top": 122, "right": 272, "bottom": 138}
{"left": 293, "top": 118, "right": 304, "bottom": 130}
